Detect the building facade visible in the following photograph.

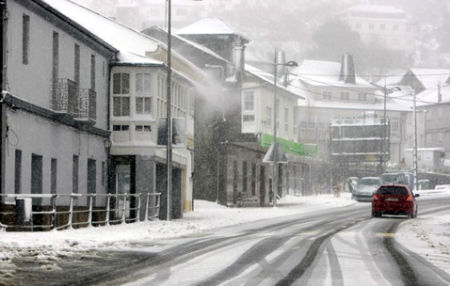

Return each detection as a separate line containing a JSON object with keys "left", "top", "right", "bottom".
{"left": 1, "top": 0, "right": 115, "bottom": 222}
{"left": 339, "top": 4, "right": 415, "bottom": 54}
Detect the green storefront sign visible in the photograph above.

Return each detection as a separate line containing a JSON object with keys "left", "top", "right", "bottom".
{"left": 260, "top": 133, "right": 317, "bottom": 157}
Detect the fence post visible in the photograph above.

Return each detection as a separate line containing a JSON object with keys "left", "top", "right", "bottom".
{"left": 155, "top": 193, "right": 161, "bottom": 220}
{"left": 136, "top": 194, "right": 141, "bottom": 222}
{"left": 88, "top": 196, "right": 93, "bottom": 227}
{"left": 145, "top": 192, "right": 150, "bottom": 221}
{"left": 121, "top": 194, "right": 127, "bottom": 224}
{"left": 51, "top": 195, "right": 57, "bottom": 230}
{"left": 106, "top": 195, "right": 110, "bottom": 225}
{"left": 68, "top": 196, "right": 74, "bottom": 229}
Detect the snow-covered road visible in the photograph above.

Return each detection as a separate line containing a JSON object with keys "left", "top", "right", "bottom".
{"left": 1, "top": 191, "right": 449, "bottom": 286}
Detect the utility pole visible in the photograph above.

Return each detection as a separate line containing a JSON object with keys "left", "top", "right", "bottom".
{"left": 272, "top": 50, "right": 278, "bottom": 207}
{"left": 382, "top": 78, "right": 387, "bottom": 172}
{"left": 0, "top": 0, "right": 6, "bottom": 196}
{"left": 413, "top": 90, "right": 418, "bottom": 191}
{"left": 166, "top": 0, "right": 172, "bottom": 220}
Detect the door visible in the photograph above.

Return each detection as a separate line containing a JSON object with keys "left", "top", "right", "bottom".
{"left": 259, "top": 165, "right": 266, "bottom": 206}
{"left": 115, "top": 165, "right": 130, "bottom": 219}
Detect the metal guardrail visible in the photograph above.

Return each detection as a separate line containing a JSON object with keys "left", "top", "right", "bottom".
{"left": 0, "top": 192, "right": 161, "bottom": 231}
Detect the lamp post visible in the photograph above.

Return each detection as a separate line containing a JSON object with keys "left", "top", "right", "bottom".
{"left": 413, "top": 90, "right": 418, "bottom": 191}
{"left": 272, "top": 50, "right": 298, "bottom": 207}
{"left": 166, "top": 0, "right": 173, "bottom": 220}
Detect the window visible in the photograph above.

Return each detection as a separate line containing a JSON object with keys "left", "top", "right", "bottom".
{"left": 243, "top": 91, "right": 255, "bottom": 111}
{"left": 101, "top": 161, "right": 106, "bottom": 186}
{"left": 284, "top": 108, "right": 289, "bottom": 132}
{"left": 266, "top": 107, "right": 272, "bottom": 125}
{"left": 242, "top": 161, "right": 248, "bottom": 193}
{"left": 322, "top": 91, "right": 332, "bottom": 100}
{"left": 14, "top": 150, "right": 22, "bottom": 194}
{"left": 251, "top": 163, "right": 256, "bottom": 196}
{"left": 242, "top": 90, "right": 255, "bottom": 123}
{"left": 135, "top": 125, "right": 151, "bottom": 132}
{"left": 393, "top": 24, "right": 399, "bottom": 31}
{"left": 113, "top": 96, "right": 130, "bottom": 116}
{"left": 52, "top": 32, "right": 59, "bottom": 96}
{"left": 380, "top": 24, "right": 385, "bottom": 30}
{"left": 136, "top": 73, "right": 151, "bottom": 94}
{"left": 355, "top": 23, "right": 361, "bottom": 29}
{"left": 22, "top": 14, "right": 30, "bottom": 65}
{"left": 293, "top": 108, "right": 298, "bottom": 135}
{"left": 136, "top": 97, "right": 152, "bottom": 114}
{"left": 113, "top": 125, "right": 129, "bottom": 131}
{"left": 90, "top": 54, "right": 96, "bottom": 91}
{"left": 369, "top": 23, "right": 374, "bottom": 30}
{"left": 51, "top": 158, "right": 57, "bottom": 194}
{"left": 31, "top": 154, "right": 43, "bottom": 205}
{"left": 74, "top": 44, "right": 80, "bottom": 84}
{"left": 73, "top": 155, "right": 79, "bottom": 194}
{"left": 87, "top": 159, "right": 96, "bottom": 195}
{"left": 113, "top": 73, "right": 130, "bottom": 94}
{"left": 340, "top": 92, "right": 350, "bottom": 100}
{"left": 243, "top": 114, "right": 255, "bottom": 122}
{"left": 358, "top": 93, "right": 367, "bottom": 101}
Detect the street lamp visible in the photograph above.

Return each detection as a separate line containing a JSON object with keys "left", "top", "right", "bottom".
{"left": 165, "top": 0, "right": 203, "bottom": 220}
{"left": 412, "top": 90, "right": 418, "bottom": 191}
{"left": 272, "top": 51, "right": 298, "bottom": 207}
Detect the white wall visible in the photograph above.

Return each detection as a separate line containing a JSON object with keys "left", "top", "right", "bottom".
{"left": 4, "top": 110, "right": 108, "bottom": 205}
{"left": 7, "top": 0, "right": 110, "bottom": 130}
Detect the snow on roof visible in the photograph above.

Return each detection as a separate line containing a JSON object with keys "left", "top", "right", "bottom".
{"left": 343, "top": 5, "right": 406, "bottom": 17}
{"left": 245, "top": 64, "right": 305, "bottom": 100}
{"left": 292, "top": 78, "right": 411, "bottom": 111}
{"left": 291, "top": 60, "right": 374, "bottom": 88}
{"left": 409, "top": 68, "right": 450, "bottom": 90}
{"left": 41, "top": 0, "right": 162, "bottom": 64}
{"left": 176, "top": 18, "right": 236, "bottom": 36}
{"left": 147, "top": 26, "right": 230, "bottom": 64}
{"left": 416, "top": 85, "right": 450, "bottom": 106}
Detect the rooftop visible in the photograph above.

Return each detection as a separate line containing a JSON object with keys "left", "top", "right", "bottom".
{"left": 291, "top": 60, "right": 374, "bottom": 89}
{"left": 40, "top": 0, "right": 162, "bottom": 65}
{"left": 176, "top": 18, "right": 236, "bottom": 36}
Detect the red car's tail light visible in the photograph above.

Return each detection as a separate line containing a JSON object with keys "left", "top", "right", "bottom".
{"left": 407, "top": 195, "right": 412, "bottom": 201}
{"left": 373, "top": 193, "right": 379, "bottom": 201}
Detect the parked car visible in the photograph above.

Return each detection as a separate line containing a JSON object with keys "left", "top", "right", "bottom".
{"left": 372, "top": 185, "right": 419, "bottom": 218}
{"left": 353, "top": 177, "right": 381, "bottom": 201}
{"left": 380, "top": 172, "right": 415, "bottom": 191}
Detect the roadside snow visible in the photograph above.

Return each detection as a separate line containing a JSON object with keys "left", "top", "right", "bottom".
{"left": 396, "top": 199, "right": 450, "bottom": 275}
{"left": 0, "top": 193, "right": 354, "bottom": 283}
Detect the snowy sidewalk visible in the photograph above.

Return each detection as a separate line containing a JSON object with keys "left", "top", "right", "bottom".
{"left": 0, "top": 193, "right": 355, "bottom": 284}
{"left": 0, "top": 193, "right": 354, "bottom": 251}
{"left": 395, "top": 193, "right": 450, "bottom": 276}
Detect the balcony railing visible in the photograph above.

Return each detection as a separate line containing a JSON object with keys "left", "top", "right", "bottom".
{"left": 76, "top": 88, "right": 96, "bottom": 123}
{"left": 53, "top": 78, "right": 78, "bottom": 116}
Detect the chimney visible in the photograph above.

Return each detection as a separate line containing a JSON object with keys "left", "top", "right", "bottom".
{"left": 339, "top": 54, "right": 356, "bottom": 84}
{"left": 232, "top": 45, "right": 245, "bottom": 81}
{"left": 438, "top": 82, "right": 442, "bottom": 103}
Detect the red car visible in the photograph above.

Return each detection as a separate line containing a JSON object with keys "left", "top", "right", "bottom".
{"left": 372, "top": 184, "right": 419, "bottom": 218}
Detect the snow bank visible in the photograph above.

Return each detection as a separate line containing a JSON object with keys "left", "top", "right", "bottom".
{"left": 396, "top": 209, "right": 450, "bottom": 275}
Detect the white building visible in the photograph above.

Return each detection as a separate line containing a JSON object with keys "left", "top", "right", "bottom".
{"left": 290, "top": 55, "right": 410, "bottom": 166}
{"left": 339, "top": 4, "right": 415, "bottom": 54}
{"left": 1, "top": 0, "right": 115, "bottom": 217}
{"left": 43, "top": 0, "right": 204, "bottom": 218}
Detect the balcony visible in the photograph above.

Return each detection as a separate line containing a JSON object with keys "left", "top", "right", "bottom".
{"left": 75, "top": 88, "right": 96, "bottom": 125}
{"left": 53, "top": 78, "right": 79, "bottom": 117}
